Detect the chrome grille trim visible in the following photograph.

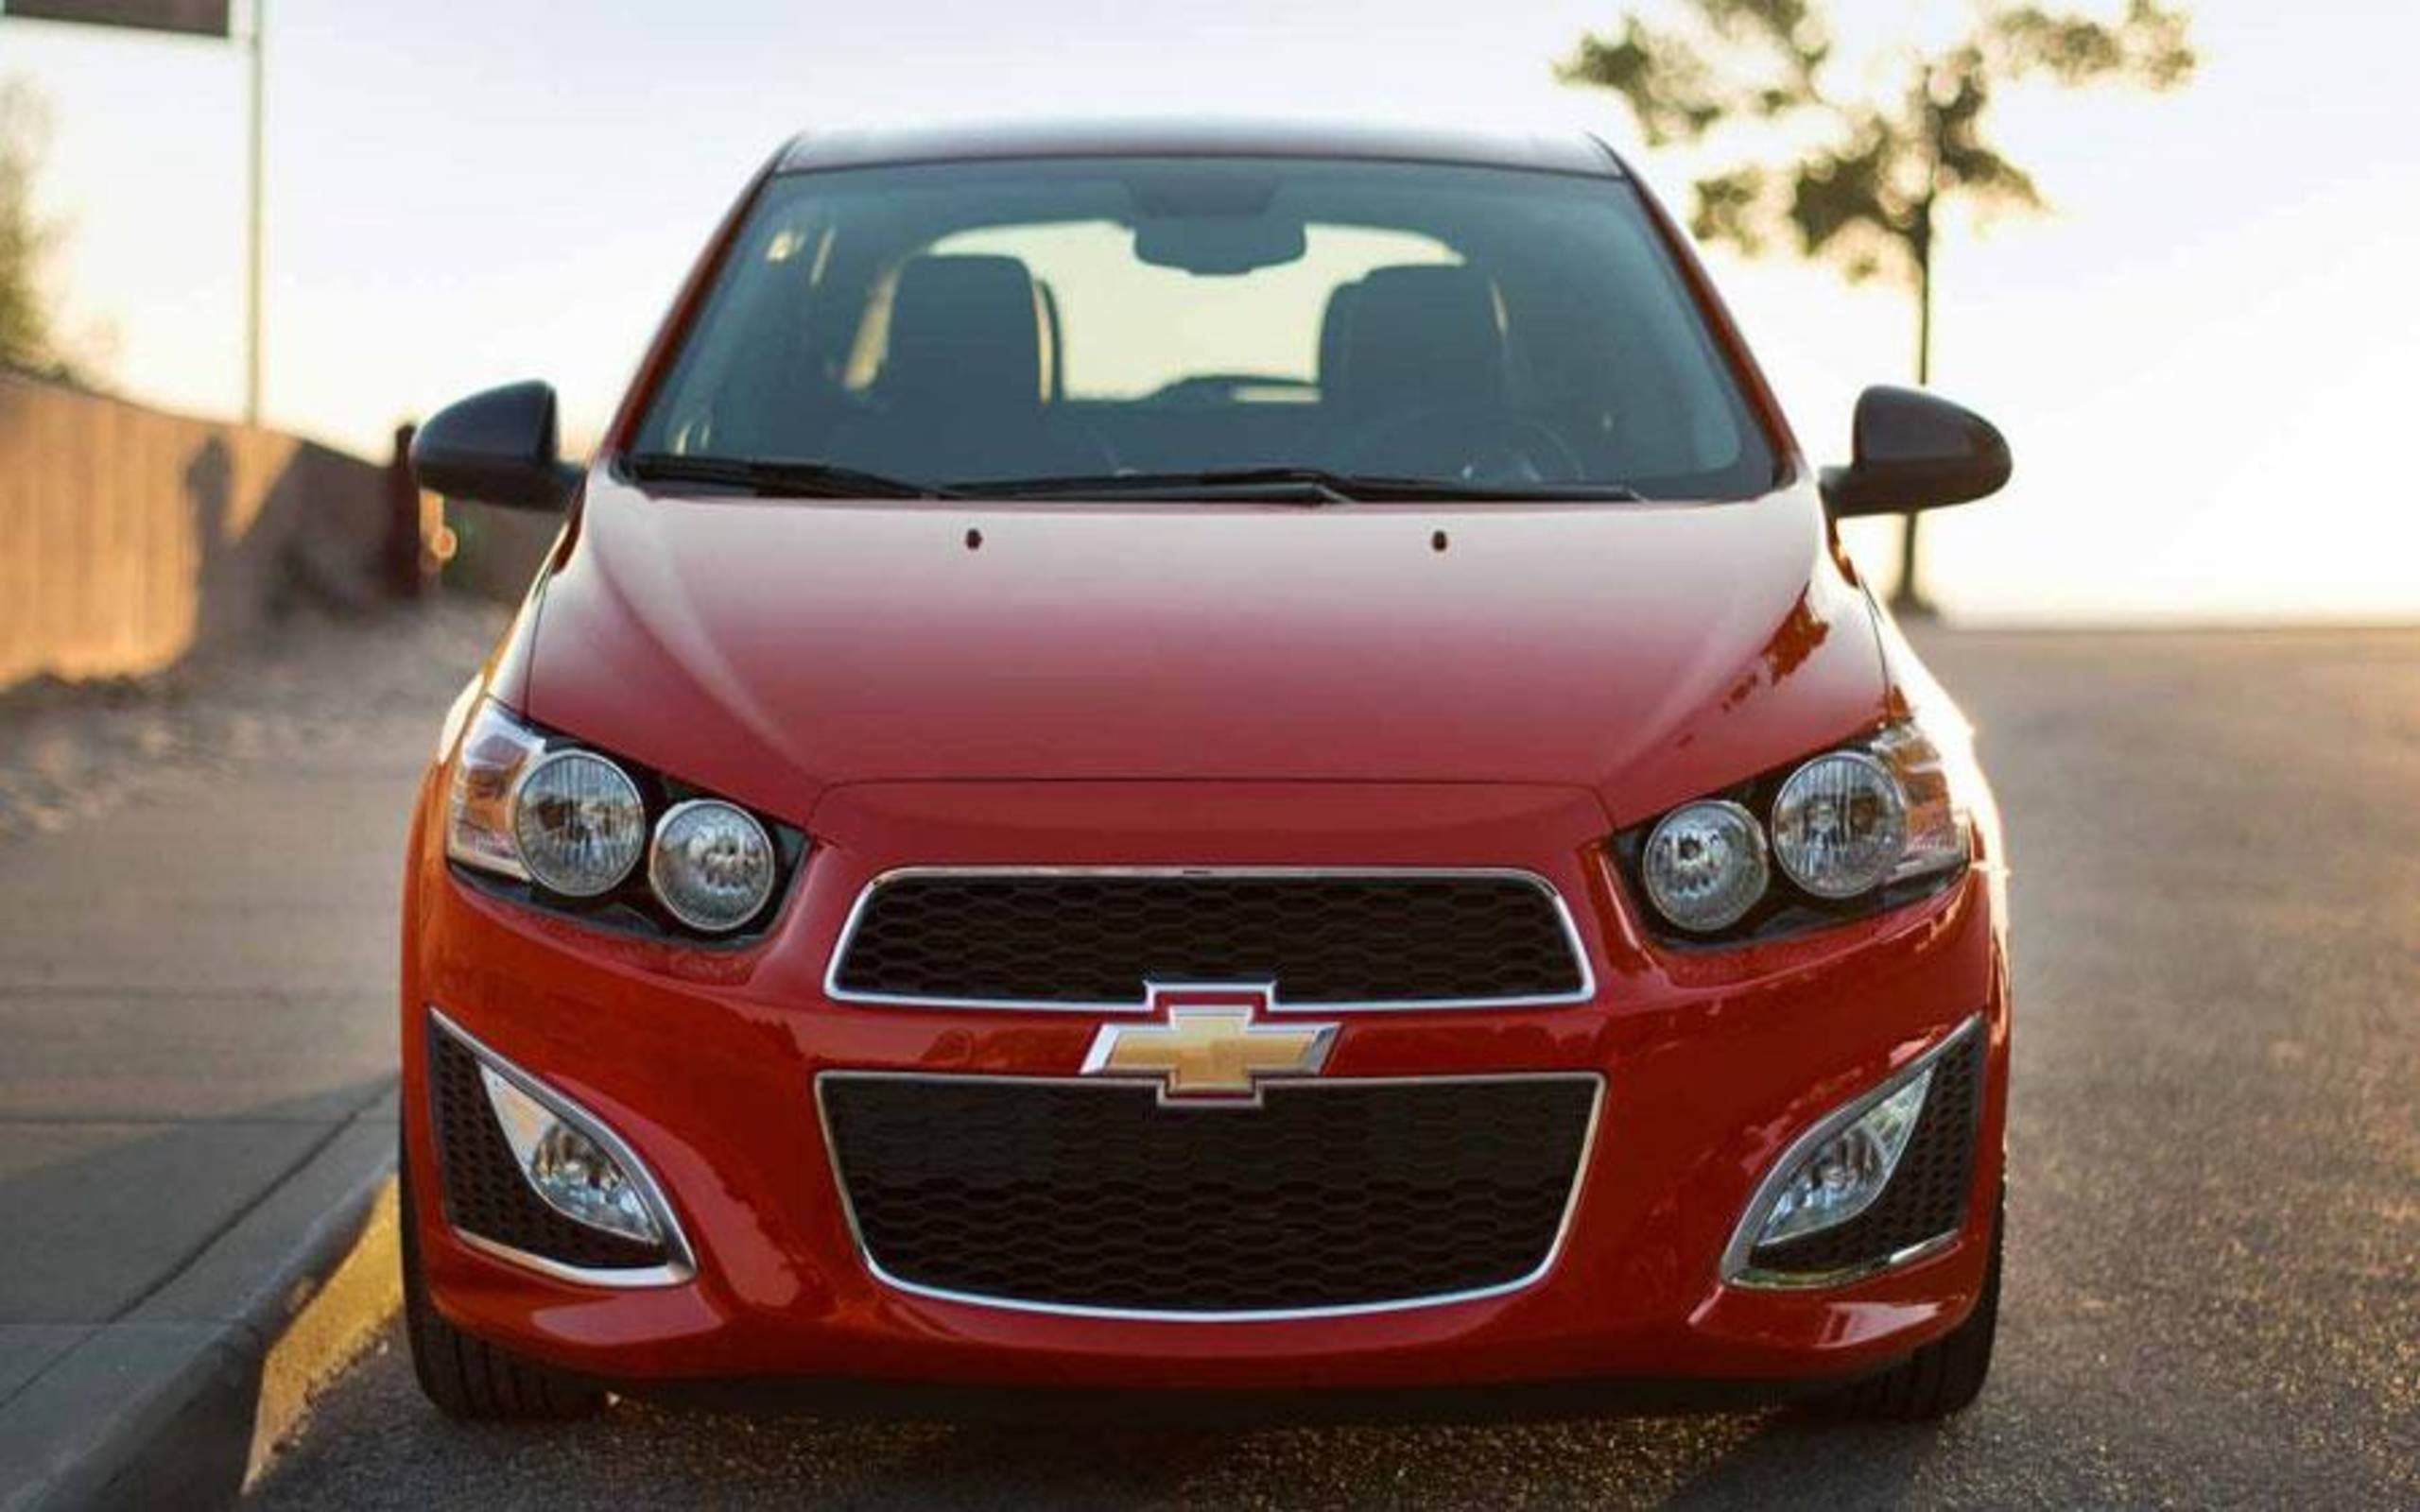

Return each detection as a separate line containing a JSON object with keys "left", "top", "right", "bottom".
{"left": 821, "top": 866, "right": 1598, "bottom": 1012}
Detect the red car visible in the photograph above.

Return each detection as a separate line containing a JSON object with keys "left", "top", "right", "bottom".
{"left": 401, "top": 118, "right": 2014, "bottom": 1425}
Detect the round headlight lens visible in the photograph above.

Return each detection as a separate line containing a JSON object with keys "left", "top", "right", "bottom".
{"left": 511, "top": 749, "right": 646, "bottom": 897}
{"left": 1771, "top": 750, "right": 1908, "bottom": 899}
{"left": 648, "top": 799, "right": 776, "bottom": 933}
{"left": 1641, "top": 799, "right": 1770, "bottom": 933}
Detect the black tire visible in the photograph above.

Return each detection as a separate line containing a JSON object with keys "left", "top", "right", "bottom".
{"left": 401, "top": 1136, "right": 607, "bottom": 1421}
{"left": 1819, "top": 1184, "right": 2003, "bottom": 1422}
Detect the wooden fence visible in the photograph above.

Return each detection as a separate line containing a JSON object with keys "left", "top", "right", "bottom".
{"left": 0, "top": 375, "right": 406, "bottom": 689}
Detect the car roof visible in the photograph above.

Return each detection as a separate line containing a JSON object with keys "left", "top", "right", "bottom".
{"left": 774, "top": 117, "right": 1626, "bottom": 179}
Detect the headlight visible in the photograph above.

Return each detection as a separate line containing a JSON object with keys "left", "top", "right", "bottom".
{"left": 1617, "top": 717, "right": 1973, "bottom": 942}
{"left": 512, "top": 748, "right": 647, "bottom": 897}
{"left": 648, "top": 800, "right": 777, "bottom": 933}
{"left": 446, "top": 698, "right": 544, "bottom": 880}
{"left": 1872, "top": 721, "right": 1968, "bottom": 883}
{"left": 441, "top": 696, "right": 801, "bottom": 938}
{"left": 1640, "top": 800, "right": 1769, "bottom": 933}
{"left": 1771, "top": 750, "right": 1907, "bottom": 899}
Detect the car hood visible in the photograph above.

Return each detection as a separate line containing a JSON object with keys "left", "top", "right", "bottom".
{"left": 521, "top": 478, "right": 1888, "bottom": 828}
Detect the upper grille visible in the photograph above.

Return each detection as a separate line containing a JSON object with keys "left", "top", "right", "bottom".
{"left": 828, "top": 869, "right": 1588, "bottom": 1008}
{"left": 428, "top": 1026, "right": 666, "bottom": 1273}
{"left": 820, "top": 1074, "right": 1599, "bottom": 1315}
{"left": 1745, "top": 1028, "right": 1983, "bottom": 1280}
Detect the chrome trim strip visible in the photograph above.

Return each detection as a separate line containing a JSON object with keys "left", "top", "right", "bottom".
{"left": 813, "top": 1069, "right": 1604, "bottom": 1323}
{"left": 821, "top": 866, "right": 1598, "bottom": 1013}
{"left": 1728, "top": 1231, "right": 1962, "bottom": 1292}
{"left": 452, "top": 1230, "right": 695, "bottom": 1292}
{"left": 425, "top": 1006, "right": 699, "bottom": 1291}
{"left": 1719, "top": 1014, "right": 1985, "bottom": 1290}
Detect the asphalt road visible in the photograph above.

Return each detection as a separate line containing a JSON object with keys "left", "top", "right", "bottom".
{"left": 249, "top": 627, "right": 2420, "bottom": 1509}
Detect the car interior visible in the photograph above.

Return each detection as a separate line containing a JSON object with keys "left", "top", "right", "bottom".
{"left": 639, "top": 159, "right": 1776, "bottom": 498}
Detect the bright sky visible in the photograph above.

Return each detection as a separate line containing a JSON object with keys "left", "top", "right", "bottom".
{"left": 8, "top": 0, "right": 2417, "bottom": 623}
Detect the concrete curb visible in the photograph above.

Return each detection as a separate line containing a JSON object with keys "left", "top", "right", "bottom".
{"left": 0, "top": 1099, "right": 402, "bottom": 1512}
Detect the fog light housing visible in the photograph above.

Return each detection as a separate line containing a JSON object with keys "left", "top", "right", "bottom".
{"left": 1751, "top": 1069, "right": 1929, "bottom": 1248}
{"left": 1724, "top": 1017, "right": 1983, "bottom": 1287}
{"left": 478, "top": 1065, "right": 664, "bottom": 1246}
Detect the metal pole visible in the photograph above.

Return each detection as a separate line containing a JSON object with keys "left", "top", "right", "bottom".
{"left": 1893, "top": 193, "right": 1935, "bottom": 615}
{"left": 243, "top": 0, "right": 264, "bottom": 424}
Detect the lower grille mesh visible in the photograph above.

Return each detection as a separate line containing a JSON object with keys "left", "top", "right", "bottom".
{"left": 1747, "top": 1030, "right": 1983, "bottom": 1278}
{"left": 821, "top": 1075, "right": 1598, "bottom": 1314}
{"left": 428, "top": 1026, "right": 665, "bottom": 1272}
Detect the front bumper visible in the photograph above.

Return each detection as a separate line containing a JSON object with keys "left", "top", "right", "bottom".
{"left": 400, "top": 774, "right": 2009, "bottom": 1401}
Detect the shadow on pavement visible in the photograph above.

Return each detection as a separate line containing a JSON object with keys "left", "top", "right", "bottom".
{"left": 257, "top": 1349, "right": 1967, "bottom": 1509}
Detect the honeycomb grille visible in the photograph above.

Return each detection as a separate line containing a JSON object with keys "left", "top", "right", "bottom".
{"left": 1746, "top": 1030, "right": 1983, "bottom": 1278}
{"left": 428, "top": 1026, "right": 666, "bottom": 1272}
{"left": 830, "top": 871, "right": 1586, "bottom": 1007}
{"left": 820, "top": 1074, "right": 1598, "bottom": 1314}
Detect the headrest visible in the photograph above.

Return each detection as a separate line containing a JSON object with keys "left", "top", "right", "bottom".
{"left": 882, "top": 254, "right": 1045, "bottom": 408}
{"left": 1317, "top": 279, "right": 1362, "bottom": 397}
{"left": 1334, "top": 265, "right": 1506, "bottom": 412}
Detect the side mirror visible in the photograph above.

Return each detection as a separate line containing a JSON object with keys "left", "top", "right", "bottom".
{"left": 1820, "top": 386, "right": 2012, "bottom": 518}
{"left": 409, "top": 381, "right": 580, "bottom": 512}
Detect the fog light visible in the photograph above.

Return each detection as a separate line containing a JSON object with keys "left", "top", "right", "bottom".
{"left": 478, "top": 1066, "right": 664, "bottom": 1246}
{"left": 1751, "top": 1068, "right": 1930, "bottom": 1248}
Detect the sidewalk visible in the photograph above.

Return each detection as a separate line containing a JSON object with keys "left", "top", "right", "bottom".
{"left": 0, "top": 599, "right": 504, "bottom": 1507}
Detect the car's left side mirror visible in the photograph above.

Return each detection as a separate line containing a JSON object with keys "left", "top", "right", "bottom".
{"left": 1820, "top": 386, "right": 2013, "bottom": 518}
{"left": 409, "top": 380, "right": 582, "bottom": 512}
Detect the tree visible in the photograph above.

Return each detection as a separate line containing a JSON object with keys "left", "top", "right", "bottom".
{"left": 0, "top": 77, "right": 66, "bottom": 377}
{"left": 1563, "top": 0, "right": 2194, "bottom": 612}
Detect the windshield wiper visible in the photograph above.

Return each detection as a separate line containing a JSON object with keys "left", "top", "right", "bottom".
{"left": 624, "top": 452, "right": 957, "bottom": 499}
{"left": 953, "top": 467, "right": 1644, "bottom": 504}
{"left": 957, "top": 467, "right": 1358, "bottom": 504}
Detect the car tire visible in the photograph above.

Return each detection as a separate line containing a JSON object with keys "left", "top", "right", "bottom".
{"left": 1819, "top": 1181, "right": 2003, "bottom": 1422}
{"left": 401, "top": 1137, "right": 606, "bottom": 1422}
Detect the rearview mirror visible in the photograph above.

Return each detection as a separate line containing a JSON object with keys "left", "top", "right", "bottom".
{"left": 1132, "top": 216, "right": 1307, "bottom": 275}
{"left": 410, "top": 381, "right": 580, "bottom": 512}
{"left": 1820, "top": 386, "right": 2012, "bottom": 518}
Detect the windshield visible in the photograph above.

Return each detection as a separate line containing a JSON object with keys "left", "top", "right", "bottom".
{"left": 631, "top": 155, "right": 1780, "bottom": 499}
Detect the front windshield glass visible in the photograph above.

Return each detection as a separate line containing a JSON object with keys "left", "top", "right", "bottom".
{"left": 632, "top": 155, "right": 1780, "bottom": 498}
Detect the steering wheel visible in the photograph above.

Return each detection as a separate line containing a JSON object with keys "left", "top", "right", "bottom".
{"left": 1332, "top": 404, "right": 1585, "bottom": 485}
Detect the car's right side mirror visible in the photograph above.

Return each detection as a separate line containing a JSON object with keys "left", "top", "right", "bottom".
{"left": 1820, "top": 386, "right": 2013, "bottom": 518}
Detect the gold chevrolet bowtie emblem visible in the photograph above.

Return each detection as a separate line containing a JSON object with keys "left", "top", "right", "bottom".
{"left": 1081, "top": 986, "right": 1336, "bottom": 1105}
